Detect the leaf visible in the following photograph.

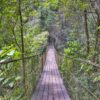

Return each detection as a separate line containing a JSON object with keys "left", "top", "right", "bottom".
{"left": 15, "top": 76, "right": 21, "bottom": 81}
{"left": 2, "top": 79, "right": 9, "bottom": 85}
{"left": 0, "top": 78, "right": 4, "bottom": 81}
{"left": 9, "top": 82, "right": 14, "bottom": 88}
{"left": 0, "top": 50, "right": 3, "bottom": 55}
{"left": 7, "top": 50, "right": 15, "bottom": 56}
{"left": 93, "top": 76, "right": 100, "bottom": 82}
{"left": 97, "top": 26, "right": 100, "bottom": 29}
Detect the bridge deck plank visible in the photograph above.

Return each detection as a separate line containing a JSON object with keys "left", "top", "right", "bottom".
{"left": 31, "top": 46, "right": 71, "bottom": 100}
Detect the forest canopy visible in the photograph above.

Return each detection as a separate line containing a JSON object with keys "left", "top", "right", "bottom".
{"left": 0, "top": 0, "right": 100, "bottom": 100}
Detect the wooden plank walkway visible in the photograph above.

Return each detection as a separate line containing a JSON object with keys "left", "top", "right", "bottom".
{"left": 31, "top": 46, "right": 71, "bottom": 100}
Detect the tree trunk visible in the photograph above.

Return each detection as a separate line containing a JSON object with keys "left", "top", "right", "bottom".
{"left": 84, "top": 10, "right": 90, "bottom": 54}
{"left": 18, "top": 0, "right": 26, "bottom": 92}
{"left": 93, "top": 12, "right": 100, "bottom": 64}
{"left": 95, "top": 12, "right": 100, "bottom": 51}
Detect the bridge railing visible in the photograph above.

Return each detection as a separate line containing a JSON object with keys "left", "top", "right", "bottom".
{"left": 0, "top": 50, "right": 47, "bottom": 99}
{"left": 55, "top": 51, "right": 100, "bottom": 100}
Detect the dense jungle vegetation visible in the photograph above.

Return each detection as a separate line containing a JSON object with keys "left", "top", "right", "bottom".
{"left": 0, "top": 0, "right": 100, "bottom": 100}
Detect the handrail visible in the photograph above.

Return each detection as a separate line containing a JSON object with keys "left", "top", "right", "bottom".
{"left": 56, "top": 52, "right": 100, "bottom": 68}
{"left": 0, "top": 45, "right": 47, "bottom": 65}
{"left": 76, "top": 58, "right": 100, "bottom": 68}
{"left": 70, "top": 73, "right": 99, "bottom": 100}
{"left": 0, "top": 53, "right": 44, "bottom": 65}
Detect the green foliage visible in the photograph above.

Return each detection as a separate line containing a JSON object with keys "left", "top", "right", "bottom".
{"left": 58, "top": 0, "right": 100, "bottom": 97}
{"left": 0, "top": 45, "right": 20, "bottom": 61}
{"left": 93, "top": 75, "right": 100, "bottom": 82}
{"left": 0, "top": 0, "right": 100, "bottom": 99}
{"left": 24, "top": 28, "right": 48, "bottom": 55}
{"left": 64, "top": 41, "right": 80, "bottom": 58}
{"left": 0, "top": 0, "right": 48, "bottom": 99}
{"left": 97, "top": 26, "right": 100, "bottom": 29}
{"left": 60, "top": 33, "right": 100, "bottom": 100}
{"left": 39, "top": 7, "right": 56, "bottom": 30}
